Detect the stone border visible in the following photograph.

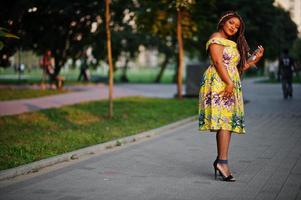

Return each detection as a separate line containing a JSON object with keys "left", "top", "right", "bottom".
{"left": 0, "top": 116, "right": 197, "bottom": 181}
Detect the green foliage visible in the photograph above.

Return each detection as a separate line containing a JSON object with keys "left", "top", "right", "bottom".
{"left": 0, "top": 97, "right": 197, "bottom": 170}
{"left": 0, "top": 0, "right": 144, "bottom": 76}
{"left": 136, "top": 0, "right": 207, "bottom": 53}
{"left": 0, "top": 27, "right": 19, "bottom": 50}
{"left": 0, "top": 0, "right": 297, "bottom": 72}
{"left": 1, "top": 0, "right": 102, "bottom": 69}
{"left": 136, "top": 0, "right": 298, "bottom": 61}
{"left": 176, "top": 0, "right": 195, "bottom": 10}
{"left": 0, "top": 28, "right": 19, "bottom": 39}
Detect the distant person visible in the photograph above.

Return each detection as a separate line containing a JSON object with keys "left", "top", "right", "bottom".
{"left": 198, "top": 11, "right": 264, "bottom": 182}
{"left": 78, "top": 53, "right": 90, "bottom": 82}
{"left": 41, "top": 50, "right": 56, "bottom": 89}
{"left": 278, "top": 49, "right": 294, "bottom": 99}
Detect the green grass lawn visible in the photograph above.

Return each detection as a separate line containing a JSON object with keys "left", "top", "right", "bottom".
{"left": 0, "top": 67, "right": 176, "bottom": 84}
{"left": 0, "top": 88, "right": 69, "bottom": 101}
{"left": 114, "top": 68, "right": 175, "bottom": 83}
{"left": 0, "top": 97, "right": 198, "bottom": 170}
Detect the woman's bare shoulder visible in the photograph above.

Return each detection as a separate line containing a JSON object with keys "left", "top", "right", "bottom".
{"left": 209, "top": 32, "right": 223, "bottom": 39}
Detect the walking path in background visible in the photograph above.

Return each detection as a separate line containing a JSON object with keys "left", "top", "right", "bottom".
{"left": 0, "top": 83, "right": 177, "bottom": 116}
{"left": 0, "top": 79, "right": 300, "bottom": 200}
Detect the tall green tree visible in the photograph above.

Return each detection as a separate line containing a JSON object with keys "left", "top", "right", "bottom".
{"left": 136, "top": 0, "right": 217, "bottom": 83}
{"left": 136, "top": 0, "right": 198, "bottom": 96}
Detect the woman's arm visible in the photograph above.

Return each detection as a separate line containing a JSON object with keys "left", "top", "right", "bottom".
{"left": 209, "top": 44, "right": 233, "bottom": 85}
{"left": 209, "top": 43, "right": 234, "bottom": 97}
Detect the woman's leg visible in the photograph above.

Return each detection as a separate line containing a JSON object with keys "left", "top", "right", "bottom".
{"left": 216, "top": 129, "right": 232, "bottom": 176}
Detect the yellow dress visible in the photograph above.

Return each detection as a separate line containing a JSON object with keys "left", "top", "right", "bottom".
{"left": 198, "top": 37, "right": 245, "bottom": 134}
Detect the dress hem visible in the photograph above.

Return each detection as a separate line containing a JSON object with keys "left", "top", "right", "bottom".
{"left": 198, "top": 128, "right": 245, "bottom": 134}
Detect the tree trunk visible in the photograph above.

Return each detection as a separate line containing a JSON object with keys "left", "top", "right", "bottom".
{"left": 176, "top": 10, "right": 184, "bottom": 99}
{"left": 105, "top": 0, "right": 114, "bottom": 118}
{"left": 173, "top": 54, "right": 179, "bottom": 83}
{"left": 155, "top": 56, "right": 169, "bottom": 83}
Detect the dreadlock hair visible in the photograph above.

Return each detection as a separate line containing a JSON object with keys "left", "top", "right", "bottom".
{"left": 217, "top": 11, "right": 250, "bottom": 75}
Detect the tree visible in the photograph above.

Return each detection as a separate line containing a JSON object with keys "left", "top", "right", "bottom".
{"left": 2, "top": 0, "right": 296, "bottom": 85}
{"left": 135, "top": 4, "right": 176, "bottom": 83}
{"left": 136, "top": 0, "right": 199, "bottom": 97}
{"left": 105, "top": 0, "right": 114, "bottom": 118}
{"left": 1, "top": 0, "right": 103, "bottom": 73}
{"left": 176, "top": 1, "right": 184, "bottom": 98}
{"left": 91, "top": 0, "right": 147, "bottom": 83}
{"left": 1, "top": 0, "right": 143, "bottom": 83}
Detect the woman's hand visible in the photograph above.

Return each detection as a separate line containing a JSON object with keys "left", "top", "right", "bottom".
{"left": 220, "top": 82, "right": 234, "bottom": 98}
{"left": 244, "top": 45, "right": 264, "bottom": 71}
{"left": 253, "top": 45, "right": 264, "bottom": 64}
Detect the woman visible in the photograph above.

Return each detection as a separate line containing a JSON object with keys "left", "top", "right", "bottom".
{"left": 198, "top": 11, "right": 264, "bottom": 182}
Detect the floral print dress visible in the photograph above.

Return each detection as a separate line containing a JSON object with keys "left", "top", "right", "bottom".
{"left": 199, "top": 37, "right": 245, "bottom": 134}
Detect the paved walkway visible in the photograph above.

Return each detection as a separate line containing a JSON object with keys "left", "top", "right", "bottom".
{"left": 0, "top": 84, "right": 177, "bottom": 116}
{"left": 0, "top": 79, "right": 301, "bottom": 200}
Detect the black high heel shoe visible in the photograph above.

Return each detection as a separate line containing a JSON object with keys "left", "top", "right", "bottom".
{"left": 213, "top": 159, "right": 236, "bottom": 182}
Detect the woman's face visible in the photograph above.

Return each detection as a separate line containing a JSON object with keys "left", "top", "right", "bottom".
{"left": 222, "top": 17, "right": 240, "bottom": 37}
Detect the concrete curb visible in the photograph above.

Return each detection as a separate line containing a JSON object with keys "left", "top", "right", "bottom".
{"left": 0, "top": 116, "right": 197, "bottom": 181}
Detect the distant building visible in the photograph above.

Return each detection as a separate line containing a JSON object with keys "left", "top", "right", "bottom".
{"left": 274, "top": 0, "right": 301, "bottom": 36}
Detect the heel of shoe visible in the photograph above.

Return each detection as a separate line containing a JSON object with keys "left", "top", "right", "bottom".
{"left": 213, "top": 157, "right": 218, "bottom": 179}
{"left": 214, "top": 167, "right": 217, "bottom": 179}
{"left": 213, "top": 157, "right": 222, "bottom": 177}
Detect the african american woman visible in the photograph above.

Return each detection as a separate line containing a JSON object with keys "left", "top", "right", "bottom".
{"left": 198, "top": 11, "right": 264, "bottom": 182}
